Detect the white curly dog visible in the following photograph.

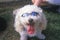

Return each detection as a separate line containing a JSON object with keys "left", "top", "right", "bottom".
{"left": 13, "top": 5, "right": 47, "bottom": 40}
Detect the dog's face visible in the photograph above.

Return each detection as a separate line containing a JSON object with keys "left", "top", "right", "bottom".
{"left": 17, "top": 5, "right": 43, "bottom": 29}
{"left": 20, "top": 11, "right": 42, "bottom": 35}
{"left": 14, "top": 5, "right": 46, "bottom": 35}
{"left": 20, "top": 11, "right": 41, "bottom": 28}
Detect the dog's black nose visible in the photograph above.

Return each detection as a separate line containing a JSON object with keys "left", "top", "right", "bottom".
{"left": 29, "top": 19, "right": 33, "bottom": 23}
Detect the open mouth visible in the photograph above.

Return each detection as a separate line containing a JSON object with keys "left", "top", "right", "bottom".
{"left": 26, "top": 23, "right": 35, "bottom": 34}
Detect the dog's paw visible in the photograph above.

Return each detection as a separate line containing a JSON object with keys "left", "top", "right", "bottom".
{"left": 40, "top": 34, "right": 45, "bottom": 39}
{"left": 37, "top": 33, "right": 46, "bottom": 40}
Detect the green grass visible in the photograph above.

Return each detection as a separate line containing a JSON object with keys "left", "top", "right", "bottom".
{"left": 45, "top": 12, "right": 60, "bottom": 40}
{"left": 0, "top": 7, "right": 60, "bottom": 40}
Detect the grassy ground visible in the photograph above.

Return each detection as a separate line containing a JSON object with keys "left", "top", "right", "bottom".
{"left": 44, "top": 12, "right": 60, "bottom": 40}
{"left": 0, "top": 2, "right": 60, "bottom": 40}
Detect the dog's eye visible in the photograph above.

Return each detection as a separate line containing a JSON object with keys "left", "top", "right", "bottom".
{"left": 21, "top": 13, "right": 29, "bottom": 17}
{"left": 31, "top": 12, "right": 39, "bottom": 16}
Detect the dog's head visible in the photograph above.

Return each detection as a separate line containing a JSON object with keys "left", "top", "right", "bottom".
{"left": 13, "top": 5, "right": 46, "bottom": 35}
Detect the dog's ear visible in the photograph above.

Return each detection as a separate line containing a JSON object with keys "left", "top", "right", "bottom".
{"left": 14, "top": 13, "right": 24, "bottom": 33}
{"left": 39, "top": 14, "right": 47, "bottom": 31}
{"left": 40, "top": 9, "right": 43, "bottom": 13}
{"left": 38, "top": 7, "right": 43, "bottom": 13}
{"left": 13, "top": 9, "right": 20, "bottom": 16}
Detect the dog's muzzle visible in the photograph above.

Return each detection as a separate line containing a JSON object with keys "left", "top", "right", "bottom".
{"left": 28, "top": 18, "right": 35, "bottom": 25}
{"left": 29, "top": 19, "right": 33, "bottom": 23}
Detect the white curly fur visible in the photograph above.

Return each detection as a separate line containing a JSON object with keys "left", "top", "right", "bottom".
{"left": 13, "top": 5, "right": 47, "bottom": 40}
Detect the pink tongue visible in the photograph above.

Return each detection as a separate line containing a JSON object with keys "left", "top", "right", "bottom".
{"left": 27, "top": 25, "right": 35, "bottom": 34}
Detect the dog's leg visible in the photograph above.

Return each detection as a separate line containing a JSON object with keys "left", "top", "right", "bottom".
{"left": 36, "top": 32, "right": 45, "bottom": 40}
{"left": 20, "top": 36, "right": 27, "bottom": 40}
{"left": 20, "top": 31, "right": 28, "bottom": 40}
